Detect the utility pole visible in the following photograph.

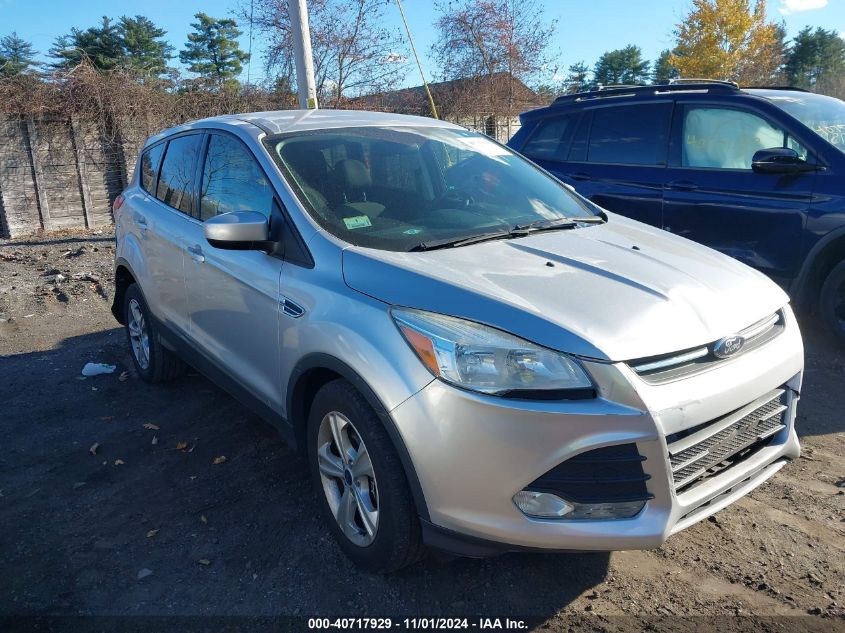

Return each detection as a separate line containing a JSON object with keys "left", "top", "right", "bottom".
{"left": 288, "top": 0, "right": 318, "bottom": 109}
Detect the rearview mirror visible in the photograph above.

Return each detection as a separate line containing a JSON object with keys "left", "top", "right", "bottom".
{"left": 752, "top": 148, "right": 816, "bottom": 175}
{"left": 204, "top": 211, "right": 270, "bottom": 250}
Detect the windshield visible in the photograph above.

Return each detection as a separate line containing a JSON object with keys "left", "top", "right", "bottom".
{"left": 265, "top": 126, "right": 599, "bottom": 251}
{"left": 753, "top": 89, "right": 845, "bottom": 152}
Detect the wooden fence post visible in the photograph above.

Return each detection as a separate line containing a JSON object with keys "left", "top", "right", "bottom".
{"left": 24, "top": 116, "right": 52, "bottom": 232}
{"left": 70, "top": 117, "right": 94, "bottom": 228}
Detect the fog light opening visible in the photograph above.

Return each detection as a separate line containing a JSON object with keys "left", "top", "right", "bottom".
{"left": 513, "top": 490, "right": 646, "bottom": 520}
{"left": 512, "top": 490, "right": 574, "bottom": 518}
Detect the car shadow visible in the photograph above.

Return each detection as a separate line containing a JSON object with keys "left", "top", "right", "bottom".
{"left": 0, "top": 328, "right": 608, "bottom": 623}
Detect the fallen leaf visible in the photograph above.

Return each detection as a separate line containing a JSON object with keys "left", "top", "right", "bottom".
{"left": 99, "top": 416, "right": 115, "bottom": 421}
{"left": 114, "top": 459, "right": 125, "bottom": 466}
{"left": 137, "top": 568, "right": 153, "bottom": 580}
{"left": 176, "top": 441, "right": 188, "bottom": 451}
{"left": 143, "top": 423, "right": 160, "bottom": 430}
{"left": 146, "top": 528, "right": 159, "bottom": 538}
{"left": 197, "top": 558, "right": 211, "bottom": 566}
{"left": 118, "top": 371, "right": 129, "bottom": 382}
{"left": 212, "top": 455, "right": 227, "bottom": 465}
{"left": 200, "top": 514, "right": 207, "bottom": 524}
{"left": 151, "top": 435, "right": 158, "bottom": 446}
{"left": 89, "top": 442, "right": 99, "bottom": 455}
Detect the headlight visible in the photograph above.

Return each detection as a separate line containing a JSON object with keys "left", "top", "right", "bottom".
{"left": 391, "top": 307, "right": 593, "bottom": 397}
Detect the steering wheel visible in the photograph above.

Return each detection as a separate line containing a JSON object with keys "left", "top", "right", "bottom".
{"left": 433, "top": 186, "right": 475, "bottom": 209}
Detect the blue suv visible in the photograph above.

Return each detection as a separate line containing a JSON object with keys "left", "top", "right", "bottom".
{"left": 508, "top": 81, "right": 845, "bottom": 343}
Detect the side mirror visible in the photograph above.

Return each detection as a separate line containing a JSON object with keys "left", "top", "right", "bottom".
{"left": 204, "top": 211, "right": 270, "bottom": 250}
{"left": 752, "top": 147, "right": 816, "bottom": 175}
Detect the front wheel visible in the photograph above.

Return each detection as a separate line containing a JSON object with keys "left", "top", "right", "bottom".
{"left": 820, "top": 260, "right": 845, "bottom": 346}
{"left": 307, "top": 379, "right": 424, "bottom": 572}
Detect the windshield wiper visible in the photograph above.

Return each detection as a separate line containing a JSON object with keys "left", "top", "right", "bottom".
{"left": 513, "top": 216, "right": 605, "bottom": 231}
{"left": 408, "top": 230, "right": 512, "bottom": 252}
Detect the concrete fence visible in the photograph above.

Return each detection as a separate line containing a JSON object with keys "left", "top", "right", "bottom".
{"left": 0, "top": 115, "right": 149, "bottom": 238}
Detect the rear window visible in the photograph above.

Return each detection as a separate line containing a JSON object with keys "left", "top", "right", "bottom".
{"left": 521, "top": 113, "right": 580, "bottom": 161}
{"left": 587, "top": 104, "right": 672, "bottom": 165}
{"left": 156, "top": 134, "right": 203, "bottom": 215}
{"left": 139, "top": 143, "right": 165, "bottom": 194}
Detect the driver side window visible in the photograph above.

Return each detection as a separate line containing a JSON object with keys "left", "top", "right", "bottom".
{"left": 682, "top": 106, "right": 808, "bottom": 170}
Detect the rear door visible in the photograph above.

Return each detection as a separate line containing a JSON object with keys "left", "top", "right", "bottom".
{"left": 662, "top": 102, "right": 814, "bottom": 283}
{"left": 183, "top": 131, "right": 285, "bottom": 411}
{"left": 522, "top": 102, "right": 673, "bottom": 228}
{"left": 135, "top": 133, "right": 204, "bottom": 336}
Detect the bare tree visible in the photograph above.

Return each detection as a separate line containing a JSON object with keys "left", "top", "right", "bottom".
{"left": 431, "top": 0, "right": 556, "bottom": 121}
{"left": 242, "top": 0, "right": 407, "bottom": 107}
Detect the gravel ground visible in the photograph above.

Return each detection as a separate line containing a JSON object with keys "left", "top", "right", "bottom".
{"left": 1, "top": 232, "right": 844, "bottom": 632}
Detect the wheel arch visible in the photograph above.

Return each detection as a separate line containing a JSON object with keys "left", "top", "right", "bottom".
{"left": 792, "top": 227, "right": 845, "bottom": 311}
{"left": 112, "top": 258, "right": 139, "bottom": 324}
{"left": 287, "top": 353, "right": 431, "bottom": 521}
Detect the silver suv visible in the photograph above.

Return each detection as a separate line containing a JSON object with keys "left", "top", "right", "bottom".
{"left": 112, "top": 110, "right": 803, "bottom": 572}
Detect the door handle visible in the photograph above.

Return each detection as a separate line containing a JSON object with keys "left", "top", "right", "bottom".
{"left": 186, "top": 245, "right": 205, "bottom": 263}
{"left": 665, "top": 180, "right": 699, "bottom": 192}
{"left": 568, "top": 172, "right": 591, "bottom": 182}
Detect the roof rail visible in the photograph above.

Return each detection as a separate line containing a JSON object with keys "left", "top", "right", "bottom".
{"left": 667, "top": 78, "right": 739, "bottom": 87}
{"left": 742, "top": 85, "right": 810, "bottom": 93}
{"left": 596, "top": 84, "right": 646, "bottom": 91}
{"left": 551, "top": 81, "right": 741, "bottom": 105}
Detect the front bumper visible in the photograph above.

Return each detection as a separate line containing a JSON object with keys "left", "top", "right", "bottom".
{"left": 389, "top": 306, "right": 803, "bottom": 554}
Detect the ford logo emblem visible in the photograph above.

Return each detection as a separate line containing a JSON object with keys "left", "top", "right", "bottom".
{"left": 713, "top": 335, "right": 745, "bottom": 359}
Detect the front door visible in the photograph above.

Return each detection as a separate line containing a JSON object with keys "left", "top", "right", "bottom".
{"left": 662, "top": 104, "right": 815, "bottom": 283}
{"left": 184, "top": 132, "right": 284, "bottom": 412}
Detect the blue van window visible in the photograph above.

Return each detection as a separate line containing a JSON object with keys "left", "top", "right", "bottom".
{"left": 587, "top": 104, "right": 672, "bottom": 165}
{"left": 683, "top": 106, "right": 807, "bottom": 169}
{"left": 521, "top": 114, "right": 579, "bottom": 161}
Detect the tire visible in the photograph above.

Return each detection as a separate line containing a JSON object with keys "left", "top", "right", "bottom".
{"left": 123, "top": 283, "right": 185, "bottom": 383}
{"left": 820, "top": 260, "right": 845, "bottom": 346}
{"left": 307, "top": 379, "right": 424, "bottom": 572}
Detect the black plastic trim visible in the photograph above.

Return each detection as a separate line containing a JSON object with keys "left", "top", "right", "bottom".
{"left": 287, "top": 353, "right": 431, "bottom": 522}
{"left": 420, "top": 520, "right": 593, "bottom": 558}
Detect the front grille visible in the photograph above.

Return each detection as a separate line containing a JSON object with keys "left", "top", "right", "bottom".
{"left": 630, "top": 310, "right": 785, "bottom": 383}
{"left": 667, "top": 388, "right": 788, "bottom": 491}
{"left": 528, "top": 443, "right": 653, "bottom": 504}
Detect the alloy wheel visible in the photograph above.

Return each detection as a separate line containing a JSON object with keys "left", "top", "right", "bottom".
{"left": 127, "top": 298, "right": 150, "bottom": 370}
{"left": 316, "top": 411, "right": 379, "bottom": 547}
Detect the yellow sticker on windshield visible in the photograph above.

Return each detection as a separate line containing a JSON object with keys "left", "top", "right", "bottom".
{"left": 343, "top": 215, "right": 372, "bottom": 230}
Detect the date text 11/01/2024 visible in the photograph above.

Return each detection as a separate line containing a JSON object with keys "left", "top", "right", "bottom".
{"left": 307, "top": 618, "right": 529, "bottom": 630}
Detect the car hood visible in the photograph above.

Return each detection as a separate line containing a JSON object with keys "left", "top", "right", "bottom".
{"left": 341, "top": 214, "right": 789, "bottom": 361}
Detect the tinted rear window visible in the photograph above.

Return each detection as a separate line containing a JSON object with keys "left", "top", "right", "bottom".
{"left": 156, "top": 134, "right": 203, "bottom": 215}
{"left": 140, "top": 144, "right": 165, "bottom": 194}
{"left": 521, "top": 113, "right": 580, "bottom": 161}
{"left": 587, "top": 104, "right": 672, "bottom": 165}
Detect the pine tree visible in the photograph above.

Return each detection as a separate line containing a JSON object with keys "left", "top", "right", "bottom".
{"left": 119, "top": 15, "right": 173, "bottom": 77}
{"left": 179, "top": 13, "right": 249, "bottom": 88}
{"left": 652, "top": 49, "right": 680, "bottom": 84}
{"left": 0, "top": 32, "right": 37, "bottom": 76}
{"left": 563, "top": 62, "right": 592, "bottom": 94}
{"left": 51, "top": 16, "right": 124, "bottom": 70}
{"left": 784, "top": 27, "right": 845, "bottom": 91}
{"left": 593, "top": 45, "right": 650, "bottom": 86}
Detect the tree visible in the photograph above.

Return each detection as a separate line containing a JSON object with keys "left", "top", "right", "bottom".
{"left": 784, "top": 27, "right": 845, "bottom": 91}
{"left": 179, "top": 13, "right": 249, "bottom": 87}
{"left": 244, "top": 0, "right": 407, "bottom": 107}
{"left": 562, "top": 62, "right": 592, "bottom": 94}
{"left": 0, "top": 32, "right": 37, "bottom": 77}
{"left": 51, "top": 16, "right": 124, "bottom": 71}
{"left": 652, "top": 49, "right": 680, "bottom": 84}
{"left": 669, "top": 0, "right": 784, "bottom": 85}
{"left": 593, "top": 45, "right": 650, "bottom": 86}
{"left": 431, "top": 0, "right": 556, "bottom": 122}
{"left": 119, "top": 15, "right": 173, "bottom": 77}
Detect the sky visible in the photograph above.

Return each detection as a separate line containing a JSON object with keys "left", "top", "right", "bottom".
{"left": 2, "top": 0, "right": 845, "bottom": 89}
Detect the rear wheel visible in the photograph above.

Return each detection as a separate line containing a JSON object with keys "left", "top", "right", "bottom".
{"left": 123, "top": 283, "right": 185, "bottom": 382}
{"left": 821, "top": 260, "right": 845, "bottom": 346}
{"left": 307, "top": 379, "right": 424, "bottom": 572}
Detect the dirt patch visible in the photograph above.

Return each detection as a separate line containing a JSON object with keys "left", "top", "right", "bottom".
{"left": 1, "top": 233, "right": 843, "bottom": 632}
